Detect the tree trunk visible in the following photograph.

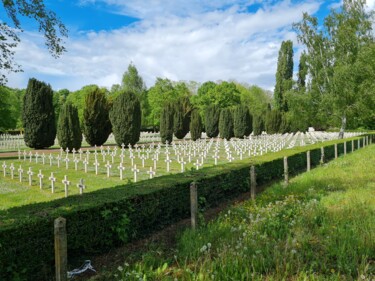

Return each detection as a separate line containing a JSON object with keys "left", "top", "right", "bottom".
{"left": 338, "top": 115, "right": 346, "bottom": 139}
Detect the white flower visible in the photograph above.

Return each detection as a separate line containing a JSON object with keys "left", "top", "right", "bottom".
{"left": 118, "top": 266, "right": 124, "bottom": 272}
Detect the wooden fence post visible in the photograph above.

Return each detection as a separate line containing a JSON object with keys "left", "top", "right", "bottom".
{"left": 344, "top": 141, "right": 347, "bottom": 155}
{"left": 55, "top": 217, "right": 67, "bottom": 281}
{"left": 190, "top": 182, "right": 198, "bottom": 230}
{"left": 358, "top": 139, "right": 361, "bottom": 149}
{"left": 306, "top": 151, "right": 311, "bottom": 171}
{"left": 320, "top": 147, "right": 325, "bottom": 164}
{"left": 352, "top": 140, "right": 354, "bottom": 152}
{"left": 334, "top": 143, "right": 338, "bottom": 159}
{"left": 283, "top": 156, "right": 288, "bottom": 187}
{"left": 250, "top": 166, "right": 256, "bottom": 200}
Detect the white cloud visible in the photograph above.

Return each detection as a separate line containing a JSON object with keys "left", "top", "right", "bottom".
{"left": 7, "top": 0, "right": 322, "bottom": 91}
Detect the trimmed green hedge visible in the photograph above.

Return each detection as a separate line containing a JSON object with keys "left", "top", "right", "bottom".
{"left": 0, "top": 135, "right": 371, "bottom": 281}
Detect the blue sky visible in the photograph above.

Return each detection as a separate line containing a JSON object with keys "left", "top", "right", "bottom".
{"left": 3, "top": 0, "right": 373, "bottom": 92}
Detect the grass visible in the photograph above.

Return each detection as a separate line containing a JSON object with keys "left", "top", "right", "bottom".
{"left": 108, "top": 144, "right": 375, "bottom": 281}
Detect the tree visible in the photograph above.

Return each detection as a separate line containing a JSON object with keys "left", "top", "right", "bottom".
{"left": 293, "top": 0, "right": 375, "bottom": 137}
{"left": 0, "top": 86, "right": 22, "bottom": 130}
{"left": 0, "top": 0, "right": 67, "bottom": 84}
{"left": 297, "top": 52, "right": 308, "bottom": 90}
{"left": 110, "top": 91, "right": 141, "bottom": 147}
{"left": 265, "top": 109, "right": 282, "bottom": 134}
{"left": 219, "top": 108, "right": 234, "bottom": 140}
{"left": 233, "top": 105, "right": 252, "bottom": 138}
{"left": 274, "top": 40, "right": 293, "bottom": 112}
{"left": 173, "top": 96, "right": 192, "bottom": 139}
{"left": 160, "top": 102, "right": 175, "bottom": 144}
{"left": 83, "top": 87, "right": 112, "bottom": 146}
{"left": 204, "top": 104, "right": 220, "bottom": 138}
{"left": 190, "top": 109, "right": 202, "bottom": 141}
{"left": 57, "top": 102, "right": 82, "bottom": 151}
{"left": 22, "top": 78, "right": 56, "bottom": 148}
{"left": 252, "top": 115, "right": 264, "bottom": 136}
{"left": 237, "top": 83, "right": 271, "bottom": 118}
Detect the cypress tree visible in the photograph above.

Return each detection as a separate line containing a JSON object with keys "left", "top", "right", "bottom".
{"left": 297, "top": 52, "right": 308, "bottom": 90}
{"left": 265, "top": 109, "right": 282, "bottom": 134}
{"left": 219, "top": 108, "right": 234, "bottom": 140}
{"left": 160, "top": 102, "right": 174, "bottom": 144}
{"left": 190, "top": 109, "right": 202, "bottom": 141}
{"left": 109, "top": 90, "right": 141, "bottom": 147}
{"left": 252, "top": 115, "right": 264, "bottom": 136}
{"left": 83, "top": 87, "right": 112, "bottom": 146}
{"left": 233, "top": 105, "right": 252, "bottom": 138}
{"left": 274, "top": 40, "right": 293, "bottom": 112}
{"left": 22, "top": 78, "right": 56, "bottom": 148}
{"left": 57, "top": 102, "right": 82, "bottom": 151}
{"left": 173, "top": 97, "right": 191, "bottom": 139}
{"left": 204, "top": 104, "right": 220, "bottom": 138}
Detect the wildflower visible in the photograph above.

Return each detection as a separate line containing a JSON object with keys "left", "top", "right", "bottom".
{"left": 207, "top": 243, "right": 212, "bottom": 249}
{"left": 291, "top": 249, "right": 297, "bottom": 254}
{"left": 360, "top": 274, "right": 365, "bottom": 280}
{"left": 200, "top": 245, "right": 207, "bottom": 252}
{"left": 118, "top": 266, "right": 124, "bottom": 272}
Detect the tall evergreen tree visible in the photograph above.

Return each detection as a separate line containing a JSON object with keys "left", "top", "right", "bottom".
{"left": 204, "top": 104, "right": 220, "bottom": 138}
{"left": 274, "top": 40, "right": 294, "bottom": 112}
{"left": 57, "top": 102, "right": 82, "bottom": 151}
{"left": 297, "top": 52, "right": 308, "bottom": 90}
{"left": 173, "top": 96, "right": 192, "bottom": 139}
{"left": 219, "top": 108, "right": 234, "bottom": 140}
{"left": 83, "top": 87, "right": 111, "bottom": 146}
{"left": 22, "top": 78, "right": 56, "bottom": 148}
{"left": 160, "top": 102, "right": 175, "bottom": 144}
{"left": 109, "top": 91, "right": 141, "bottom": 147}
{"left": 233, "top": 105, "right": 252, "bottom": 138}
{"left": 252, "top": 115, "right": 264, "bottom": 136}
{"left": 265, "top": 109, "right": 282, "bottom": 134}
{"left": 190, "top": 109, "right": 202, "bottom": 141}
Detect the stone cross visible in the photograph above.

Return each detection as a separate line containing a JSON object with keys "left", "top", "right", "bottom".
{"left": 117, "top": 162, "right": 125, "bottom": 180}
{"left": 86, "top": 150, "right": 91, "bottom": 161}
{"left": 165, "top": 157, "right": 172, "bottom": 172}
{"left": 120, "top": 153, "right": 125, "bottom": 163}
{"left": 131, "top": 164, "right": 140, "bottom": 182}
{"left": 73, "top": 157, "right": 80, "bottom": 171}
{"left": 35, "top": 152, "right": 39, "bottom": 164}
{"left": 2, "top": 161, "right": 7, "bottom": 177}
{"left": 41, "top": 153, "right": 46, "bottom": 165}
{"left": 152, "top": 155, "right": 158, "bottom": 170}
{"left": 23, "top": 150, "right": 27, "bottom": 161}
{"left": 111, "top": 152, "right": 115, "bottom": 163}
{"left": 64, "top": 156, "right": 70, "bottom": 169}
{"left": 101, "top": 151, "right": 106, "bottom": 162}
{"left": 56, "top": 155, "right": 61, "bottom": 168}
{"left": 9, "top": 163, "right": 15, "bottom": 179}
{"left": 29, "top": 151, "right": 33, "bottom": 162}
{"left": 105, "top": 161, "right": 112, "bottom": 177}
{"left": 83, "top": 158, "right": 89, "bottom": 173}
{"left": 180, "top": 158, "right": 186, "bottom": 172}
{"left": 93, "top": 159, "right": 100, "bottom": 175}
{"left": 140, "top": 154, "right": 146, "bottom": 167}
{"left": 37, "top": 170, "right": 44, "bottom": 189}
{"left": 212, "top": 154, "right": 220, "bottom": 165}
{"left": 77, "top": 178, "right": 85, "bottom": 195}
{"left": 49, "top": 154, "right": 54, "bottom": 166}
{"left": 147, "top": 167, "right": 156, "bottom": 179}
{"left": 194, "top": 160, "right": 201, "bottom": 170}
{"left": 72, "top": 148, "right": 76, "bottom": 158}
{"left": 18, "top": 165, "right": 23, "bottom": 182}
{"left": 18, "top": 149, "right": 21, "bottom": 160}
{"left": 27, "top": 167, "right": 34, "bottom": 186}
{"left": 129, "top": 154, "right": 136, "bottom": 166}
{"left": 62, "top": 175, "right": 70, "bottom": 197}
{"left": 49, "top": 172, "right": 56, "bottom": 193}
{"left": 65, "top": 148, "right": 70, "bottom": 157}
{"left": 78, "top": 149, "right": 83, "bottom": 160}
{"left": 227, "top": 154, "right": 234, "bottom": 162}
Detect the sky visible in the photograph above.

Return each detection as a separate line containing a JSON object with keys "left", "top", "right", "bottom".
{"left": 2, "top": 0, "right": 375, "bottom": 92}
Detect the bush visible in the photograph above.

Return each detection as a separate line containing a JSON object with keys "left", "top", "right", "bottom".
{"left": 57, "top": 103, "right": 83, "bottom": 151}
{"left": 219, "top": 108, "right": 234, "bottom": 140}
{"left": 190, "top": 109, "right": 203, "bottom": 141}
{"left": 205, "top": 104, "right": 220, "bottom": 138}
{"left": 160, "top": 102, "right": 174, "bottom": 144}
{"left": 83, "top": 87, "right": 111, "bottom": 146}
{"left": 110, "top": 91, "right": 141, "bottom": 147}
{"left": 233, "top": 105, "right": 252, "bottom": 138}
{"left": 22, "top": 78, "right": 56, "bottom": 148}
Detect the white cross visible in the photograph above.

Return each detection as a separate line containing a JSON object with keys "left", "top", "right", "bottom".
{"left": 37, "top": 170, "right": 44, "bottom": 189}
{"left": 49, "top": 172, "right": 56, "bottom": 193}
{"left": 120, "top": 153, "right": 125, "bottom": 163}
{"left": 77, "top": 178, "right": 85, "bottom": 195}
{"left": 29, "top": 151, "right": 33, "bottom": 162}
{"left": 35, "top": 152, "right": 39, "bottom": 163}
{"left": 131, "top": 164, "right": 140, "bottom": 182}
{"left": 227, "top": 154, "right": 234, "bottom": 162}
{"left": 2, "top": 161, "right": 7, "bottom": 177}
{"left": 41, "top": 153, "right": 46, "bottom": 165}
{"left": 62, "top": 175, "right": 70, "bottom": 197}
{"left": 194, "top": 160, "right": 201, "bottom": 170}
{"left": 64, "top": 156, "right": 70, "bottom": 169}
{"left": 129, "top": 153, "right": 136, "bottom": 166}
{"left": 23, "top": 150, "right": 27, "bottom": 161}
{"left": 49, "top": 154, "right": 53, "bottom": 166}
{"left": 140, "top": 154, "right": 146, "bottom": 167}
{"left": 165, "top": 157, "right": 172, "bottom": 172}
{"left": 111, "top": 152, "right": 115, "bottom": 163}
{"left": 212, "top": 154, "right": 220, "bottom": 165}
{"left": 180, "top": 158, "right": 186, "bottom": 172}
{"left": 83, "top": 158, "right": 89, "bottom": 173}
{"left": 18, "top": 165, "right": 23, "bottom": 182}
{"left": 152, "top": 155, "right": 158, "bottom": 170}
{"left": 86, "top": 150, "right": 91, "bottom": 161}
{"left": 101, "top": 151, "right": 106, "bottom": 162}
{"left": 9, "top": 163, "right": 15, "bottom": 179}
{"left": 65, "top": 147, "right": 70, "bottom": 156}
{"left": 56, "top": 155, "right": 61, "bottom": 168}
{"left": 147, "top": 167, "right": 156, "bottom": 179}
{"left": 118, "top": 162, "right": 125, "bottom": 180}
{"left": 78, "top": 149, "right": 83, "bottom": 160}
{"left": 72, "top": 148, "right": 76, "bottom": 158}
{"left": 73, "top": 157, "right": 80, "bottom": 171}
{"left": 93, "top": 159, "right": 100, "bottom": 175}
{"left": 27, "top": 167, "right": 34, "bottom": 186}
{"left": 105, "top": 161, "right": 112, "bottom": 177}
{"left": 17, "top": 149, "right": 21, "bottom": 160}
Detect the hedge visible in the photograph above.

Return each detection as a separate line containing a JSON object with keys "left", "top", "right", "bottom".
{"left": 0, "top": 135, "right": 371, "bottom": 281}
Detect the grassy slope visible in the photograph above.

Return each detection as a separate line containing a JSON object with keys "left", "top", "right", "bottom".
{"left": 111, "top": 144, "right": 375, "bottom": 281}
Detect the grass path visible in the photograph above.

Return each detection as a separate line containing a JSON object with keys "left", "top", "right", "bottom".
{"left": 107, "top": 145, "right": 375, "bottom": 281}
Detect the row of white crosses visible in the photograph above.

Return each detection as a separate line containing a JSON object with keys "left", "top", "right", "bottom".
{"left": 2, "top": 161, "right": 86, "bottom": 197}
{"left": 0, "top": 133, "right": 26, "bottom": 150}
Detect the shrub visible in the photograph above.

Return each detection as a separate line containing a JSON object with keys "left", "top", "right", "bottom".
{"left": 233, "top": 105, "right": 252, "bottom": 138}
{"left": 219, "top": 108, "right": 234, "bottom": 140}
{"left": 204, "top": 104, "right": 220, "bottom": 138}
{"left": 57, "top": 103, "right": 83, "bottom": 151}
{"left": 190, "top": 109, "right": 203, "bottom": 141}
{"left": 22, "top": 78, "right": 56, "bottom": 148}
{"left": 110, "top": 91, "right": 141, "bottom": 147}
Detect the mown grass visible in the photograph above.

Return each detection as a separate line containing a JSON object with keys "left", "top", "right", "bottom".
{"left": 110, "top": 144, "right": 375, "bottom": 281}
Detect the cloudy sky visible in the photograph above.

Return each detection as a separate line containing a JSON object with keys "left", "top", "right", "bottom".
{"left": 2, "top": 0, "right": 375, "bottom": 92}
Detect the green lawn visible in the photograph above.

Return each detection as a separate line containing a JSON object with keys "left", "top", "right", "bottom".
{"left": 109, "top": 144, "right": 375, "bottom": 281}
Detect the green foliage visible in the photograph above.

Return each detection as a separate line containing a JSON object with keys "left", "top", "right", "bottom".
{"left": 252, "top": 115, "right": 264, "bottom": 136}
{"left": 204, "top": 104, "right": 220, "bottom": 138}
{"left": 109, "top": 91, "right": 142, "bottom": 147}
{"left": 53, "top": 89, "right": 69, "bottom": 125}
{"left": 57, "top": 102, "right": 82, "bottom": 151}
{"left": 83, "top": 86, "right": 111, "bottom": 146}
{"left": 265, "top": 109, "right": 282, "bottom": 134}
{"left": 274, "top": 40, "right": 294, "bottom": 112}
{"left": 173, "top": 96, "right": 192, "bottom": 139}
{"left": 219, "top": 108, "right": 234, "bottom": 140}
{"left": 297, "top": 52, "right": 308, "bottom": 90}
{"left": 232, "top": 105, "right": 252, "bottom": 138}
{"left": 22, "top": 78, "right": 56, "bottom": 149}
{"left": 160, "top": 102, "right": 174, "bottom": 144}
{"left": 190, "top": 109, "right": 203, "bottom": 141}
{"left": 237, "top": 84, "right": 271, "bottom": 118}
{"left": 0, "top": 86, "right": 23, "bottom": 130}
